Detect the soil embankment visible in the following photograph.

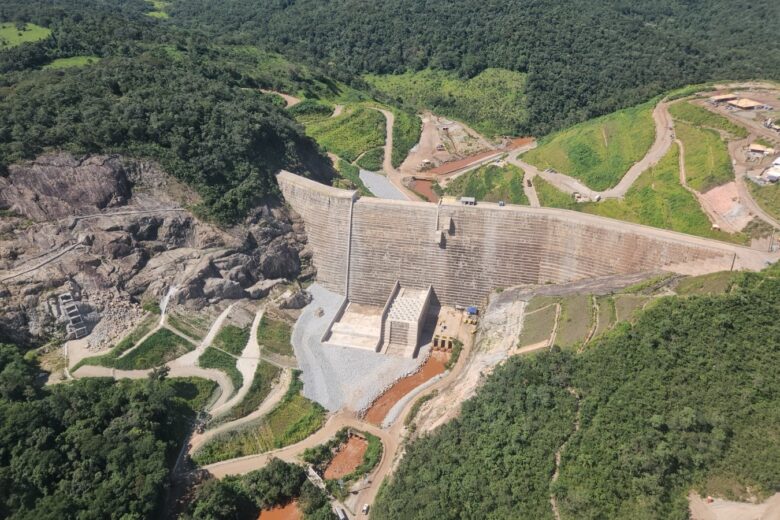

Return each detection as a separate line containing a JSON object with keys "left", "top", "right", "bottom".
{"left": 363, "top": 351, "right": 449, "bottom": 425}
{"left": 323, "top": 435, "right": 368, "bottom": 480}
{"left": 257, "top": 501, "right": 301, "bottom": 520}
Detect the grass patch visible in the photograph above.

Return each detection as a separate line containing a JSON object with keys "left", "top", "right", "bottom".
{"left": 43, "top": 56, "right": 101, "bottom": 69}
{"left": 612, "top": 295, "right": 651, "bottom": 323}
{"left": 333, "top": 159, "right": 372, "bottom": 196}
{"left": 523, "top": 101, "right": 655, "bottom": 190}
{"left": 258, "top": 314, "right": 294, "bottom": 357}
{"left": 212, "top": 324, "right": 249, "bottom": 356}
{"left": 556, "top": 295, "right": 594, "bottom": 348}
{"left": 198, "top": 347, "right": 243, "bottom": 392}
{"left": 168, "top": 377, "right": 219, "bottom": 411}
{"left": 113, "top": 328, "right": 193, "bottom": 370}
{"left": 405, "top": 391, "right": 438, "bottom": 427}
{"left": 669, "top": 101, "right": 748, "bottom": 138}
{"left": 289, "top": 99, "right": 334, "bottom": 124}
{"left": 444, "top": 163, "right": 528, "bottom": 205}
{"left": 213, "top": 361, "right": 282, "bottom": 425}
{"left": 748, "top": 181, "right": 780, "bottom": 221}
{"left": 518, "top": 302, "right": 557, "bottom": 346}
{"left": 593, "top": 296, "right": 616, "bottom": 339}
{"left": 305, "top": 106, "right": 385, "bottom": 162}
{"left": 0, "top": 22, "right": 51, "bottom": 50}
{"left": 167, "top": 311, "right": 209, "bottom": 341}
{"left": 355, "top": 147, "right": 384, "bottom": 171}
{"left": 365, "top": 68, "right": 527, "bottom": 137}
{"left": 73, "top": 314, "right": 158, "bottom": 370}
{"left": 674, "top": 271, "right": 740, "bottom": 296}
{"left": 145, "top": 0, "right": 170, "bottom": 18}
{"left": 192, "top": 372, "right": 325, "bottom": 465}
{"left": 535, "top": 145, "right": 748, "bottom": 244}
{"left": 675, "top": 121, "right": 733, "bottom": 192}
{"left": 390, "top": 109, "right": 422, "bottom": 168}
{"left": 444, "top": 340, "right": 462, "bottom": 370}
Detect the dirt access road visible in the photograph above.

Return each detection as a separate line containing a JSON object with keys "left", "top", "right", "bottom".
{"left": 260, "top": 89, "right": 301, "bottom": 108}
{"left": 508, "top": 100, "right": 674, "bottom": 201}
{"left": 203, "top": 330, "right": 476, "bottom": 516}
{"left": 371, "top": 107, "right": 420, "bottom": 201}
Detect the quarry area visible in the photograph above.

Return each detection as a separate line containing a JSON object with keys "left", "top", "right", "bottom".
{"left": 2, "top": 83, "right": 780, "bottom": 520}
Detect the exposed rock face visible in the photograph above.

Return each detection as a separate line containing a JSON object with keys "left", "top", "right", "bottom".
{"left": 0, "top": 153, "right": 307, "bottom": 348}
{"left": 0, "top": 155, "right": 132, "bottom": 221}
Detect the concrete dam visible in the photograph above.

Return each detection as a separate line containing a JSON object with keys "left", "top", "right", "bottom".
{"left": 277, "top": 171, "right": 774, "bottom": 309}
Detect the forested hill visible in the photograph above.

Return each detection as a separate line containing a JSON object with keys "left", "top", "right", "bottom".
{"left": 373, "top": 265, "right": 780, "bottom": 518}
{"left": 171, "top": 0, "right": 780, "bottom": 134}
{"left": 0, "top": 0, "right": 337, "bottom": 223}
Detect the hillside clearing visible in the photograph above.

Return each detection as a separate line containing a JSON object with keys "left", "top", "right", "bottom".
{"left": 365, "top": 68, "right": 527, "bottom": 137}
{"left": 523, "top": 101, "right": 655, "bottom": 191}
{"left": 444, "top": 163, "right": 529, "bottom": 205}
{"left": 0, "top": 22, "right": 50, "bottom": 49}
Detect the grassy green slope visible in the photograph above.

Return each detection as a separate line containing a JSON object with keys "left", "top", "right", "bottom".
{"left": 365, "top": 68, "right": 527, "bottom": 137}
{"left": 43, "top": 56, "right": 101, "bottom": 69}
{"left": 535, "top": 144, "right": 747, "bottom": 243}
{"left": 675, "top": 121, "right": 733, "bottom": 192}
{"left": 444, "top": 163, "right": 529, "bottom": 205}
{"left": 305, "top": 107, "right": 385, "bottom": 163}
{"left": 0, "top": 23, "right": 50, "bottom": 50}
{"left": 523, "top": 101, "right": 655, "bottom": 191}
{"left": 669, "top": 101, "right": 748, "bottom": 138}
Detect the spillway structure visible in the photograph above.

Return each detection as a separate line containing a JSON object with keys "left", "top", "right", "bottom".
{"left": 278, "top": 170, "right": 775, "bottom": 355}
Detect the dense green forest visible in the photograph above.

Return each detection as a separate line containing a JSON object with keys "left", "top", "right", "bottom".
{"left": 185, "top": 458, "right": 334, "bottom": 519}
{"left": 171, "top": 0, "right": 780, "bottom": 135}
{"left": 0, "top": 343, "right": 211, "bottom": 518}
{"left": 0, "top": 0, "right": 338, "bottom": 223}
{"left": 373, "top": 265, "right": 780, "bottom": 518}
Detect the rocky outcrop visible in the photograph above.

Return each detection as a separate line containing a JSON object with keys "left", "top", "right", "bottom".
{"left": 0, "top": 153, "right": 307, "bottom": 348}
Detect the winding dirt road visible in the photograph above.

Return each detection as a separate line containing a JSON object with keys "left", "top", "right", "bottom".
{"left": 202, "top": 330, "right": 477, "bottom": 515}
{"left": 509, "top": 101, "right": 675, "bottom": 201}
{"left": 371, "top": 108, "right": 418, "bottom": 200}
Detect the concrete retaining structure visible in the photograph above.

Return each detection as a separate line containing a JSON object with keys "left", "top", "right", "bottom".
{"left": 278, "top": 171, "right": 776, "bottom": 308}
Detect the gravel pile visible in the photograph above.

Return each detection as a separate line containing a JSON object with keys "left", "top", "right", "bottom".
{"left": 291, "top": 284, "right": 424, "bottom": 412}
{"left": 358, "top": 170, "right": 406, "bottom": 200}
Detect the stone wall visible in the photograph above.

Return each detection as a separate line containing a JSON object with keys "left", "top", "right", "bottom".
{"left": 278, "top": 171, "right": 774, "bottom": 308}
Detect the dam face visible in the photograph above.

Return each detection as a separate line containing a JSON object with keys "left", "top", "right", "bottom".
{"left": 278, "top": 171, "right": 771, "bottom": 307}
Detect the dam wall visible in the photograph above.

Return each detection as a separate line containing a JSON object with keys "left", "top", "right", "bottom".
{"left": 278, "top": 171, "right": 773, "bottom": 307}
{"left": 277, "top": 173, "right": 357, "bottom": 295}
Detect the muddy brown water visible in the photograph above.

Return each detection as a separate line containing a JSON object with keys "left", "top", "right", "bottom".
{"left": 363, "top": 351, "right": 449, "bottom": 425}
{"left": 324, "top": 435, "right": 368, "bottom": 480}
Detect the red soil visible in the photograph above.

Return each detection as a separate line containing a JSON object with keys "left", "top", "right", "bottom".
{"left": 410, "top": 178, "right": 439, "bottom": 202}
{"left": 258, "top": 501, "right": 301, "bottom": 520}
{"left": 363, "top": 351, "right": 449, "bottom": 425}
{"left": 324, "top": 435, "right": 368, "bottom": 480}
{"left": 428, "top": 137, "right": 534, "bottom": 176}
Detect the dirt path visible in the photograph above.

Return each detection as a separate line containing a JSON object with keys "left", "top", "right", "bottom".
{"left": 203, "top": 330, "right": 477, "bottom": 516}
{"left": 371, "top": 107, "right": 418, "bottom": 201}
{"left": 581, "top": 296, "right": 599, "bottom": 350}
{"left": 331, "top": 104, "right": 343, "bottom": 118}
{"left": 260, "top": 89, "right": 301, "bottom": 108}
{"left": 508, "top": 100, "right": 675, "bottom": 201}
{"left": 208, "top": 307, "right": 264, "bottom": 418}
{"left": 189, "top": 368, "right": 292, "bottom": 455}
{"left": 550, "top": 388, "right": 581, "bottom": 520}
{"left": 548, "top": 303, "right": 561, "bottom": 347}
